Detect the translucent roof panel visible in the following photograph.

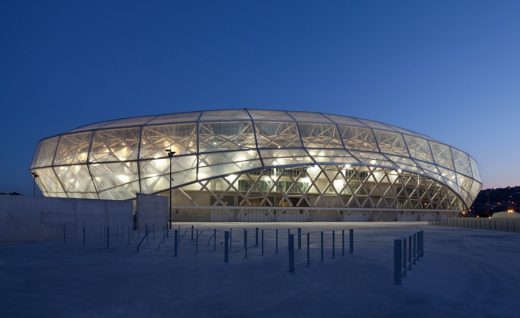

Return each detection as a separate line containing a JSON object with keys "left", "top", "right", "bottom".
{"left": 89, "top": 128, "right": 140, "bottom": 162}
{"left": 404, "top": 135, "right": 433, "bottom": 162}
{"left": 373, "top": 130, "right": 408, "bottom": 156}
{"left": 298, "top": 123, "right": 343, "bottom": 148}
{"left": 32, "top": 137, "right": 59, "bottom": 168}
{"left": 356, "top": 119, "right": 398, "bottom": 132}
{"left": 339, "top": 125, "right": 378, "bottom": 152}
{"left": 54, "top": 132, "right": 92, "bottom": 165}
{"left": 429, "top": 141, "right": 455, "bottom": 170}
{"left": 323, "top": 114, "right": 367, "bottom": 127}
{"left": 71, "top": 120, "right": 119, "bottom": 132}
{"left": 140, "top": 124, "right": 197, "bottom": 159}
{"left": 469, "top": 157, "right": 481, "bottom": 182}
{"left": 100, "top": 116, "right": 157, "bottom": 128}
{"left": 452, "top": 148, "right": 472, "bottom": 177}
{"left": 199, "top": 122, "right": 256, "bottom": 152}
{"left": 147, "top": 112, "right": 202, "bottom": 125}
{"left": 287, "top": 112, "right": 333, "bottom": 123}
{"left": 255, "top": 121, "right": 302, "bottom": 148}
{"left": 248, "top": 109, "right": 294, "bottom": 122}
{"left": 199, "top": 110, "right": 250, "bottom": 121}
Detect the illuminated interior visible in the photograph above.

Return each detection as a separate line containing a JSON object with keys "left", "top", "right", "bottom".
{"left": 30, "top": 109, "right": 481, "bottom": 212}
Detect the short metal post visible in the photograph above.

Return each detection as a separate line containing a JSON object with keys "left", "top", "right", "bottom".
{"left": 214, "top": 229, "right": 217, "bottom": 252}
{"left": 195, "top": 229, "right": 199, "bottom": 255}
{"left": 244, "top": 229, "right": 248, "bottom": 259}
{"left": 297, "top": 228, "right": 301, "bottom": 250}
{"left": 320, "top": 231, "right": 324, "bottom": 262}
{"left": 288, "top": 234, "right": 295, "bottom": 273}
{"left": 191, "top": 225, "right": 194, "bottom": 241}
{"left": 332, "top": 230, "right": 335, "bottom": 259}
{"left": 306, "top": 232, "right": 310, "bottom": 267}
{"left": 403, "top": 238, "right": 407, "bottom": 275}
{"left": 261, "top": 229, "right": 264, "bottom": 256}
{"left": 83, "top": 226, "right": 85, "bottom": 248}
{"left": 413, "top": 233, "right": 417, "bottom": 264}
{"left": 275, "top": 229, "right": 279, "bottom": 254}
{"left": 349, "top": 229, "right": 354, "bottom": 253}
{"left": 255, "top": 227, "right": 259, "bottom": 247}
{"left": 224, "top": 231, "right": 229, "bottom": 263}
{"left": 341, "top": 229, "right": 345, "bottom": 256}
{"left": 287, "top": 229, "right": 290, "bottom": 252}
{"left": 106, "top": 226, "right": 110, "bottom": 249}
{"left": 174, "top": 230, "right": 178, "bottom": 257}
{"left": 408, "top": 235, "right": 412, "bottom": 269}
{"left": 229, "top": 228, "right": 233, "bottom": 250}
{"left": 418, "top": 231, "right": 424, "bottom": 257}
{"left": 394, "top": 239, "right": 402, "bottom": 285}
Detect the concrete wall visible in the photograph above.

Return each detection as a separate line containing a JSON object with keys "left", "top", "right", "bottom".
{"left": 135, "top": 193, "right": 168, "bottom": 231}
{"left": 0, "top": 195, "right": 132, "bottom": 243}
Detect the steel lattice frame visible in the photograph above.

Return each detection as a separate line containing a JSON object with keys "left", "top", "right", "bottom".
{"left": 30, "top": 109, "right": 481, "bottom": 212}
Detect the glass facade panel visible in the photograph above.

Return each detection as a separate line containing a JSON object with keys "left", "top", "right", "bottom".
{"left": 287, "top": 112, "right": 333, "bottom": 123}
{"left": 54, "top": 132, "right": 92, "bottom": 165}
{"left": 199, "top": 122, "right": 256, "bottom": 152}
{"left": 469, "top": 157, "right": 481, "bottom": 182}
{"left": 90, "top": 128, "right": 140, "bottom": 162}
{"left": 54, "top": 165, "right": 96, "bottom": 192}
{"left": 373, "top": 129, "right": 408, "bottom": 156}
{"left": 298, "top": 123, "right": 342, "bottom": 148}
{"left": 32, "top": 137, "right": 59, "bottom": 168}
{"left": 140, "top": 124, "right": 197, "bottom": 158}
{"left": 200, "top": 110, "right": 250, "bottom": 121}
{"left": 430, "top": 141, "right": 455, "bottom": 170}
{"left": 255, "top": 121, "right": 302, "bottom": 148}
{"left": 404, "top": 135, "right": 433, "bottom": 162}
{"left": 90, "top": 162, "right": 139, "bottom": 191}
{"left": 452, "top": 148, "right": 472, "bottom": 177}
{"left": 147, "top": 112, "right": 201, "bottom": 125}
{"left": 33, "top": 167, "right": 65, "bottom": 194}
{"left": 248, "top": 110, "right": 293, "bottom": 121}
{"left": 339, "top": 125, "right": 378, "bottom": 151}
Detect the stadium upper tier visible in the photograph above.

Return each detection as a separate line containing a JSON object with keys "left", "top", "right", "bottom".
{"left": 30, "top": 109, "right": 481, "bottom": 210}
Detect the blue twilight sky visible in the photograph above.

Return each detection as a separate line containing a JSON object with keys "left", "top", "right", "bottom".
{"left": 1, "top": 0, "right": 519, "bottom": 195}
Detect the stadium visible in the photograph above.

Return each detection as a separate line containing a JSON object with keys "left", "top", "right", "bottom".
{"left": 30, "top": 109, "right": 481, "bottom": 221}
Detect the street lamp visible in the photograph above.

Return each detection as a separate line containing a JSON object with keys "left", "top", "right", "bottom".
{"left": 165, "top": 148, "right": 176, "bottom": 229}
{"left": 31, "top": 172, "right": 38, "bottom": 197}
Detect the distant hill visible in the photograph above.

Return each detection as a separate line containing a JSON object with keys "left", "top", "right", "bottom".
{"left": 470, "top": 186, "right": 520, "bottom": 217}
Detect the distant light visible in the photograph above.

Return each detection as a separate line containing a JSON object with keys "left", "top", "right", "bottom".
{"left": 397, "top": 169, "right": 402, "bottom": 173}
{"left": 370, "top": 159, "right": 376, "bottom": 165}
{"left": 506, "top": 208, "right": 515, "bottom": 213}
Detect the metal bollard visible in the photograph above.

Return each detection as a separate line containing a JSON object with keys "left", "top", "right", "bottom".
{"left": 288, "top": 234, "right": 295, "bottom": 273}
{"left": 418, "top": 231, "right": 424, "bottom": 257}
{"left": 275, "top": 229, "right": 279, "bottom": 254}
{"left": 320, "top": 231, "right": 324, "bottom": 262}
{"left": 298, "top": 228, "right": 302, "bottom": 250}
{"left": 349, "top": 229, "right": 354, "bottom": 254}
{"left": 403, "top": 238, "right": 407, "bottom": 275}
{"left": 214, "top": 229, "right": 217, "bottom": 252}
{"left": 244, "top": 229, "right": 248, "bottom": 259}
{"left": 342, "top": 229, "right": 345, "bottom": 256}
{"left": 191, "top": 225, "right": 194, "bottom": 241}
{"left": 394, "top": 239, "right": 402, "bottom": 285}
{"left": 195, "top": 229, "right": 199, "bottom": 255}
{"left": 261, "top": 230, "right": 264, "bottom": 256}
{"left": 413, "top": 233, "right": 417, "bottom": 264}
{"left": 255, "top": 227, "right": 259, "bottom": 247}
{"left": 174, "top": 230, "right": 178, "bottom": 257}
{"left": 224, "top": 231, "right": 229, "bottom": 263}
{"left": 332, "top": 230, "right": 335, "bottom": 259}
{"left": 229, "top": 228, "right": 233, "bottom": 250}
{"left": 306, "top": 232, "right": 310, "bottom": 267}
{"left": 408, "top": 235, "right": 412, "bottom": 269}
{"left": 287, "top": 229, "right": 290, "bottom": 252}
